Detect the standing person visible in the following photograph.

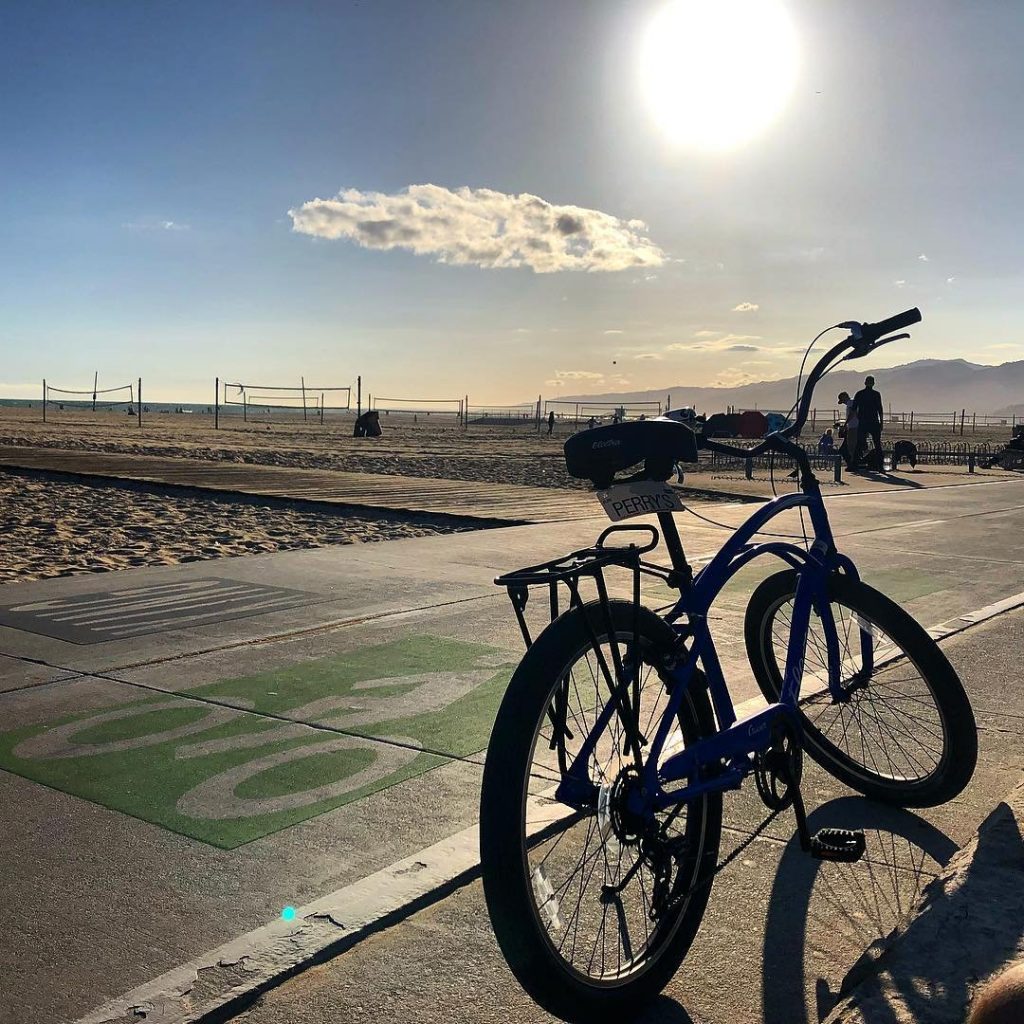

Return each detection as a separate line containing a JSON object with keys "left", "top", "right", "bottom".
{"left": 587, "top": 416, "right": 597, "bottom": 430}
{"left": 837, "top": 391, "right": 859, "bottom": 470}
{"left": 547, "top": 410, "right": 555, "bottom": 435}
{"left": 853, "top": 375, "right": 884, "bottom": 470}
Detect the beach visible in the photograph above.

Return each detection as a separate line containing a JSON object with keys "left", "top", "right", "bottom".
{"left": 0, "top": 406, "right": 584, "bottom": 489}
{"left": 0, "top": 408, "right": 599, "bottom": 583}
{"left": 0, "top": 405, "right": 1014, "bottom": 584}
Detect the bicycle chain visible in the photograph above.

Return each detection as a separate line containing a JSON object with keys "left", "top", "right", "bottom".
{"left": 649, "top": 805, "right": 785, "bottom": 922}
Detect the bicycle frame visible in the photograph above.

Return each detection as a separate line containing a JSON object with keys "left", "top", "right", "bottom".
{"left": 553, "top": 480, "right": 866, "bottom": 822}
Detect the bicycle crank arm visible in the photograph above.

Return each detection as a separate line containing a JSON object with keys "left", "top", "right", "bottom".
{"left": 777, "top": 738, "right": 866, "bottom": 864}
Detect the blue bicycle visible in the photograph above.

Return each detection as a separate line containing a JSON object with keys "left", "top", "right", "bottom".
{"left": 479, "top": 309, "right": 978, "bottom": 1022}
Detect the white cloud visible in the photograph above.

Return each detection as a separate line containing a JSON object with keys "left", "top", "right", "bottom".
{"left": 635, "top": 353, "right": 662, "bottom": 361}
{"left": 555, "top": 370, "right": 604, "bottom": 380}
{"left": 289, "top": 184, "right": 666, "bottom": 273}
{"left": 947, "top": 276, "right": 956, "bottom": 284}
{"left": 666, "top": 334, "right": 761, "bottom": 353}
{"left": 603, "top": 329, "right": 624, "bottom": 335}
{"left": 917, "top": 253, "right": 929, "bottom": 261}
{"left": 712, "top": 369, "right": 758, "bottom": 387}
{"left": 894, "top": 280, "right": 907, "bottom": 287}
{"left": 732, "top": 302, "right": 759, "bottom": 312}
{"left": 545, "top": 379, "right": 566, "bottom": 387}
{"left": 123, "top": 217, "right": 189, "bottom": 232}
{"left": 693, "top": 330, "right": 719, "bottom": 338}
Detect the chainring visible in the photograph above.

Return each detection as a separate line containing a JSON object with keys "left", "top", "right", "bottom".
{"left": 754, "top": 728, "right": 803, "bottom": 811}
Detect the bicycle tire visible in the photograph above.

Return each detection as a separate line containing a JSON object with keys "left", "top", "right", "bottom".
{"left": 480, "top": 600, "right": 721, "bottom": 1022}
{"left": 744, "top": 569, "right": 977, "bottom": 806}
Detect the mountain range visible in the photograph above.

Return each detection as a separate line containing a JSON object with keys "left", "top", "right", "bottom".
{"left": 559, "top": 359, "right": 1024, "bottom": 417}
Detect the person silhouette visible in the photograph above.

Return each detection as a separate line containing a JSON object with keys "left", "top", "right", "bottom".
{"left": 852, "top": 376, "right": 884, "bottom": 470}
{"left": 838, "top": 391, "right": 859, "bottom": 470}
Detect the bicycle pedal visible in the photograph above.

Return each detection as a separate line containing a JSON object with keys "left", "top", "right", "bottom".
{"left": 809, "top": 828, "right": 866, "bottom": 863}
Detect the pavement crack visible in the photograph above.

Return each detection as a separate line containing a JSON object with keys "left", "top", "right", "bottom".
{"left": 307, "top": 911, "right": 347, "bottom": 929}
{"left": 395, "top": 860, "right": 428, "bottom": 875}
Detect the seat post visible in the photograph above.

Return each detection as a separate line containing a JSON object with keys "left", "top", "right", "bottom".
{"left": 657, "top": 510, "right": 693, "bottom": 590}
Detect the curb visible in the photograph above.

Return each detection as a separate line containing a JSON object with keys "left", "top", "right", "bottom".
{"left": 824, "top": 779, "right": 1024, "bottom": 1024}
{"left": 76, "top": 825, "right": 483, "bottom": 1024}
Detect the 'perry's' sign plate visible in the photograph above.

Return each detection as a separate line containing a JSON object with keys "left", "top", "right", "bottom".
{"left": 596, "top": 480, "right": 683, "bottom": 522}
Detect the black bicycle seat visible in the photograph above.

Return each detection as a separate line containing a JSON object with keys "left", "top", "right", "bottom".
{"left": 563, "top": 418, "right": 701, "bottom": 489}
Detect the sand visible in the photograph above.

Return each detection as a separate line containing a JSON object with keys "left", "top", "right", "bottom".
{"left": 0, "top": 407, "right": 584, "bottom": 489}
{"left": 0, "top": 406, "right": 1016, "bottom": 585}
{"left": 0, "top": 408, "right": 594, "bottom": 584}
{"left": 0, "top": 469, "right": 475, "bottom": 585}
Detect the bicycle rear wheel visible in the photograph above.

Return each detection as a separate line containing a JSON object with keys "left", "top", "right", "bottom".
{"left": 744, "top": 569, "right": 977, "bottom": 806}
{"left": 480, "top": 600, "right": 721, "bottom": 1022}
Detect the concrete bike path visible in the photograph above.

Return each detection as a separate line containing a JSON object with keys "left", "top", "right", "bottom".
{"left": 1, "top": 478, "right": 1022, "bottom": 1022}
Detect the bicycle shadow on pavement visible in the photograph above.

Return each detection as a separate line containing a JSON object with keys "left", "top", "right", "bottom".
{"left": 630, "top": 998, "right": 697, "bottom": 1023}
{"left": 814, "top": 797, "right": 1024, "bottom": 1024}
{"left": 759, "top": 796, "right": 960, "bottom": 1024}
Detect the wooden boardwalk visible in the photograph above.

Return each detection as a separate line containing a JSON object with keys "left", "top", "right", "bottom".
{"left": 0, "top": 446, "right": 601, "bottom": 524}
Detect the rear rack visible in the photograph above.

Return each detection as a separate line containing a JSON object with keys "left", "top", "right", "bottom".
{"left": 495, "top": 524, "right": 675, "bottom": 651}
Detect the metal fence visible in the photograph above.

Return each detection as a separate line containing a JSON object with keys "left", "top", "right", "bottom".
{"left": 702, "top": 439, "right": 1001, "bottom": 483}
{"left": 731, "top": 407, "right": 1019, "bottom": 434}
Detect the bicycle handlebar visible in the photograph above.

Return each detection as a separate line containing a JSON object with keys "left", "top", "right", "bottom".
{"left": 701, "top": 308, "right": 921, "bottom": 459}
{"left": 857, "top": 307, "right": 921, "bottom": 347}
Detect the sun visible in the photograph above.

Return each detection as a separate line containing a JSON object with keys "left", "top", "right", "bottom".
{"left": 639, "top": 0, "right": 799, "bottom": 150}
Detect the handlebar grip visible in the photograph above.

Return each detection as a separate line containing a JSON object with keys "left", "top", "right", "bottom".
{"left": 862, "top": 307, "right": 921, "bottom": 343}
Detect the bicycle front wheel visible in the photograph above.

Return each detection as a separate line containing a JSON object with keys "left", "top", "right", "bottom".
{"left": 480, "top": 600, "right": 721, "bottom": 1023}
{"left": 744, "top": 569, "right": 977, "bottom": 806}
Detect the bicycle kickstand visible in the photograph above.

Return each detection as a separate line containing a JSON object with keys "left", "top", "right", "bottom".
{"left": 779, "top": 757, "right": 867, "bottom": 864}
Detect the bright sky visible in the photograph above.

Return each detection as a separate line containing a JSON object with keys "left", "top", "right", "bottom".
{"left": 3, "top": 0, "right": 1023, "bottom": 403}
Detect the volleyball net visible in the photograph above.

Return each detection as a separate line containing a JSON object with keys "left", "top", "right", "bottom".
{"left": 466, "top": 402, "right": 538, "bottom": 426}
{"left": 370, "top": 396, "right": 464, "bottom": 423}
{"left": 219, "top": 380, "right": 352, "bottom": 424}
{"left": 543, "top": 399, "right": 662, "bottom": 424}
{"left": 42, "top": 379, "right": 140, "bottom": 423}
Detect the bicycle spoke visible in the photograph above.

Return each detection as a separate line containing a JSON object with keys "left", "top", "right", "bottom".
{"left": 764, "top": 591, "right": 948, "bottom": 786}
{"left": 520, "top": 631, "right": 706, "bottom": 983}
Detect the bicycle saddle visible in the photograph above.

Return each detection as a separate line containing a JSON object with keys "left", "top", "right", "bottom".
{"left": 563, "top": 418, "right": 701, "bottom": 490}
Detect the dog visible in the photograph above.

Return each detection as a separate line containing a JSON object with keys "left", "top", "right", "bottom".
{"left": 891, "top": 440, "right": 918, "bottom": 469}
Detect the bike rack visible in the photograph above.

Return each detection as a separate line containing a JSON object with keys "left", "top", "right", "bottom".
{"left": 495, "top": 524, "right": 673, "bottom": 652}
